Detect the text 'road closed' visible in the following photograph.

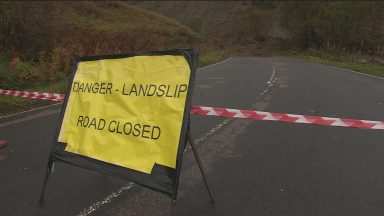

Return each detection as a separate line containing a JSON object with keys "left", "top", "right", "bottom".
{"left": 76, "top": 115, "right": 161, "bottom": 140}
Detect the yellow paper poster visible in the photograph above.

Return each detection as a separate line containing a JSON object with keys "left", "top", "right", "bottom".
{"left": 58, "top": 55, "right": 191, "bottom": 174}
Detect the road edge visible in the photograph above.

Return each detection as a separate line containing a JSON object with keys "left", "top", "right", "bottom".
{"left": 291, "top": 56, "right": 384, "bottom": 80}
{"left": 0, "top": 103, "right": 62, "bottom": 123}
{"left": 328, "top": 65, "right": 384, "bottom": 80}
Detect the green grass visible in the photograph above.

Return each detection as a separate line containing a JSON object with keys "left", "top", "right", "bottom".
{"left": 0, "top": 79, "right": 68, "bottom": 116}
{"left": 199, "top": 50, "right": 225, "bottom": 67}
{"left": 293, "top": 53, "right": 384, "bottom": 77}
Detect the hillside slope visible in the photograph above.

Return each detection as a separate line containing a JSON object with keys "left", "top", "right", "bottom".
{"left": 129, "top": 1, "right": 290, "bottom": 55}
{"left": 0, "top": 1, "right": 202, "bottom": 115}
{"left": 55, "top": 1, "right": 200, "bottom": 65}
{"left": 0, "top": 1, "right": 200, "bottom": 89}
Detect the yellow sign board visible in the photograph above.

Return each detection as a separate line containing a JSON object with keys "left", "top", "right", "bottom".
{"left": 58, "top": 55, "right": 192, "bottom": 174}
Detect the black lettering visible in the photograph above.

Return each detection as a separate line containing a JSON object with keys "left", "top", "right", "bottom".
{"left": 83, "top": 116, "right": 89, "bottom": 127}
{"left": 77, "top": 115, "right": 83, "bottom": 127}
{"left": 147, "top": 85, "right": 156, "bottom": 96}
{"left": 123, "top": 122, "right": 132, "bottom": 135}
{"left": 99, "top": 83, "right": 106, "bottom": 94}
{"left": 174, "top": 84, "right": 179, "bottom": 97}
{"left": 73, "top": 82, "right": 79, "bottom": 92}
{"left": 157, "top": 84, "right": 166, "bottom": 96}
{"left": 122, "top": 83, "right": 129, "bottom": 95}
{"left": 79, "top": 82, "right": 84, "bottom": 92}
{"left": 98, "top": 119, "right": 106, "bottom": 130}
{"left": 151, "top": 126, "right": 161, "bottom": 140}
{"left": 116, "top": 121, "right": 122, "bottom": 134}
{"left": 132, "top": 124, "right": 141, "bottom": 137}
{"left": 142, "top": 125, "right": 151, "bottom": 138}
{"left": 165, "top": 84, "right": 173, "bottom": 97}
{"left": 129, "top": 84, "right": 137, "bottom": 96}
{"left": 88, "top": 118, "right": 97, "bottom": 129}
{"left": 178, "top": 84, "right": 188, "bottom": 97}
{"left": 92, "top": 83, "right": 100, "bottom": 93}
{"left": 138, "top": 84, "right": 148, "bottom": 96}
{"left": 109, "top": 121, "right": 117, "bottom": 132}
{"left": 106, "top": 83, "right": 113, "bottom": 94}
{"left": 84, "top": 83, "right": 91, "bottom": 93}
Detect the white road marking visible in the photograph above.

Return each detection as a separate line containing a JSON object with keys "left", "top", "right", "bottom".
{"left": 0, "top": 109, "right": 61, "bottom": 129}
{"left": 78, "top": 183, "right": 135, "bottom": 216}
{"left": 187, "top": 119, "right": 233, "bottom": 149}
{"left": 197, "top": 57, "right": 232, "bottom": 70}
{"left": 329, "top": 65, "right": 384, "bottom": 80}
{"left": 196, "top": 85, "right": 212, "bottom": 89}
{"left": 217, "top": 80, "right": 229, "bottom": 84}
{"left": 267, "top": 65, "right": 276, "bottom": 84}
{"left": 0, "top": 103, "right": 61, "bottom": 121}
{"left": 207, "top": 77, "right": 225, "bottom": 80}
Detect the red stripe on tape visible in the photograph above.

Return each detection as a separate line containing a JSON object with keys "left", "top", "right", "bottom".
{"left": 191, "top": 106, "right": 384, "bottom": 130}
{"left": 0, "top": 89, "right": 64, "bottom": 102}
{"left": 1, "top": 89, "right": 383, "bottom": 130}
{"left": 0, "top": 140, "right": 7, "bottom": 149}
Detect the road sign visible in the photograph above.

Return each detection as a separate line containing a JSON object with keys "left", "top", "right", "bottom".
{"left": 41, "top": 49, "right": 198, "bottom": 201}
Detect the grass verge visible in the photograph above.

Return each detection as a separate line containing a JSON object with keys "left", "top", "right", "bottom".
{"left": 293, "top": 53, "right": 384, "bottom": 77}
{"left": 198, "top": 50, "right": 225, "bottom": 67}
{"left": 0, "top": 79, "right": 67, "bottom": 117}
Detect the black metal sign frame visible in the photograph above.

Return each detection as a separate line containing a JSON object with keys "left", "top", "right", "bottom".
{"left": 39, "top": 49, "right": 204, "bottom": 203}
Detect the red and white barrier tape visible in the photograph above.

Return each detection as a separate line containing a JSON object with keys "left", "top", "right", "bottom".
{"left": 191, "top": 106, "right": 384, "bottom": 130}
{"left": 0, "top": 89, "right": 64, "bottom": 102}
{"left": 1, "top": 89, "right": 383, "bottom": 130}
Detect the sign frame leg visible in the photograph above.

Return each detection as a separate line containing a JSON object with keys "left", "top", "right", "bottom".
{"left": 38, "top": 156, "right": 54, "bottom": 205}
{"left": 187, "top": 126, "right": 215, "bottom": 203}
{"left": 172, "top": 117, "right": 215, "bottom": 204}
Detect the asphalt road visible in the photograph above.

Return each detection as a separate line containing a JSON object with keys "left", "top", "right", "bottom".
{"left": 1, "top": 57, "right": 384, "bottom": 216}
